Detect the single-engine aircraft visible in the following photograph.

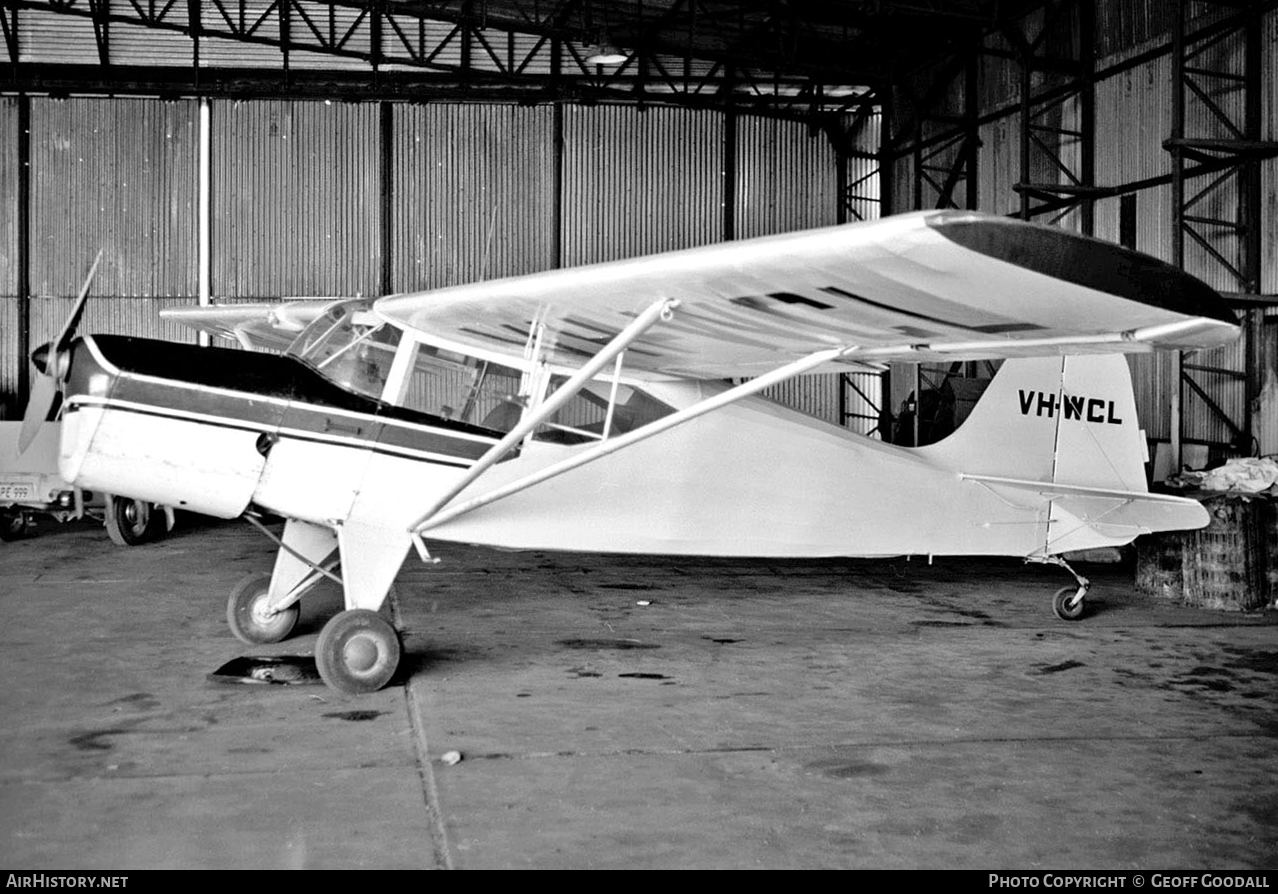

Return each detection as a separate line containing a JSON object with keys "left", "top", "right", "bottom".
{"left": 19, "top": 211, "right": 1240, "bottom": 694}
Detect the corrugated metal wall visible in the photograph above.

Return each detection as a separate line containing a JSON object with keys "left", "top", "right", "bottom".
{"left": 735, "top": 116, "right": 840, "bottom": 238}
{"left": 1, "top": 95, "right": 847, "bottom": 422}
{"left": 393, "top": 104, "right": 555, "bottom": 291}
{"left": 0, "top": 98, "right": 15, "bottom": 297}
{"left": 0, "top": 97, "right": 17, "bottom": 415}
{"left": 0, "top": 97, "right": 199, "bottom": 417}
{"left": 561, "top": 106, "right": 724, "bottom": 265}
{"left": 1094, "top": 0, "right": 1177, "bottom": 58}
{"left": 213, "top": 100, "right": 380, "bottom": 298}
{"left": 29, "top": 97, "right": 197, "bottom": 297}
{"left": 0, "top": 298, "right": 15, "bottom": 419}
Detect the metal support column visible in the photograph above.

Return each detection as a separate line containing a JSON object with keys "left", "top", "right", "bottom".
{"left": 551, "top": 37, "right": 564, "bottom": 271}
{"left": 379, "top": 101, "right": 393, "bottom": 296}
{"left": 723, "top": 91, "right": 736, "bottom": 242}
{"left": 1011, "top": 0, "right": 1098, "bottom": 232}
{"left": 197, "top": 97, "right": 211, "bottom": 347}
{"left": 1165, "top": 0, "right": 1277, "bottom": 465}
{"left": 887, "top": 46, "right": 986, "bottom": 441}
{"left": 16, "top": 93, "right": 30, "bottom": 413}
{"left": 820, "top": 87, "right": 890, "bottom": 432}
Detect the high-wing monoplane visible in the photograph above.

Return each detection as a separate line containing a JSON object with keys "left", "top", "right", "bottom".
{"left": 19, "top": 211, "right": 1240, "bottom": 694}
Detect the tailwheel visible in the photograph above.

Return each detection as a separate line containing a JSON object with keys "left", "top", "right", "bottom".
{"left": 1041, "top": 555, "right": 1090, "bottom": 622}
{"left": 227, "top": 571, "right": 299, "bottom": 644}
{"left": 1052, "top": 586, "right": 1087, "bottom": 621}
{"left": 315, "top": 609, "right": 401, "bottom": 695}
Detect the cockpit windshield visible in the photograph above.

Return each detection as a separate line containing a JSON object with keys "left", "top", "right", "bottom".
{"left": 286, "top": 299, "right": 525, "bottom": 433}
{"left": 288, "top": 301, "right": 400, "bottom": 401}
{"left": 285, "top": 300, "right": 669, "bottom": 441}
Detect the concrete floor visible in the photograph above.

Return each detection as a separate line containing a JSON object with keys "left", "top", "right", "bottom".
{"left": 1, "top": 514, "right": 1276, "bottom": 870}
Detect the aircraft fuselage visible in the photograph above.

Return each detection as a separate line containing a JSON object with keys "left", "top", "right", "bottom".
{"left": 53, "top": 332, "right": 1157, "bottom": 564}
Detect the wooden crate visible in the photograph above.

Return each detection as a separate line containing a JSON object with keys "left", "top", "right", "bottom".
{"left": 1134, "top": 495, "right": 1271, "bottom": 612}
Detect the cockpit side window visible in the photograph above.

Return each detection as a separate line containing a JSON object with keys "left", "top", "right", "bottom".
{"left": 399, "top": 344, "right": 525, "bottom": 433}
{"left": 533, "top": 378, "right": 675, "bottom": 445}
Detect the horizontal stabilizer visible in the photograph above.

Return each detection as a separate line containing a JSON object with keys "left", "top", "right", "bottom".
{"left": 160, "top": 300, "right": 339, "bottom": 352}
{"left": 1045, "top": 495, "right": 1208, "bottom": 554}
{"left": 959, "top": 473, "right": 1203, "bottom": 507}
{"left": 962, "top": 473, "right": 1210, "bottom": 544}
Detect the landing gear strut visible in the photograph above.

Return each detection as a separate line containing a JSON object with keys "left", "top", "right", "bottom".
{"left": 232, "top": 513, "right": 404, "bottom": 694}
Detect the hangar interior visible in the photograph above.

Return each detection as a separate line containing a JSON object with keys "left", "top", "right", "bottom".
{"left": 1, "top": 0, "right": 1275, "bottom": 465}
{"left": 4, "top": 1, "right": 1278, "bottom": 871}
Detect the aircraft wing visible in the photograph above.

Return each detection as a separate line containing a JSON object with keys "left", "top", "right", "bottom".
{"left": 160, "top": 300, "right": 339, "bottom": 352}
{"left": 374, "top": 210, "right": 1239, "bottom": 378}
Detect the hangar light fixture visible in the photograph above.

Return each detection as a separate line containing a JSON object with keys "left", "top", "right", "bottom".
{"left": 585, "top": 39, "right": 628, "bottom": 66}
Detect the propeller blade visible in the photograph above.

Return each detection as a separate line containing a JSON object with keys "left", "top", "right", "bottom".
{"left": 18, "top": 250, "right": 103, "bottom": 456}
{"left": 17, "top": 372, "right": 59, "bottom": 455}
{"left": 53, "top": 249, "right": 104, "bottom": 355}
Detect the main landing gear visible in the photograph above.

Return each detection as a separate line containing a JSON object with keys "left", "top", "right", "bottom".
{"left": 315, "top": 609, "right": 401, "bottom": 695}
{"left": 229, "top": 514, "right": 404, "bottom": 695}
{"left": 227, "top": 572, "right": 300, "bottom": 645}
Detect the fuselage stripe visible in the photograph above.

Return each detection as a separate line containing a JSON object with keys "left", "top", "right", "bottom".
{"left": 66, "top": 397, "right": 478, "bottom": 469}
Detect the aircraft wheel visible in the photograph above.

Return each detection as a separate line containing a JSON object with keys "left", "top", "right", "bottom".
{"left": 227, "top": 572, "right": 299, "bottom": 645}
{"left": 0, "top": 512, "right": 27, "bottom": 542}
{"left": 315, "top": 609, "right": 401, "bottom": 695}
{"left": 1052, "top": 586, "right": 1086, "bottom": 622}
{"left": 105, "top": 494, "right": 164, "bottom": 546}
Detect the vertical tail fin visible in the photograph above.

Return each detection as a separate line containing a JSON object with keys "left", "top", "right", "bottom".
{"left": 921, "top": 354, "right": 1207, "bottom": 556}
{"left": 923, "top": 353, "right": 1148, "bottom": 493}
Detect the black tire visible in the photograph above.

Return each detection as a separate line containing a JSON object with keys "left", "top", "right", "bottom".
{"left": 0, "top": 512, "right": 26, "bottom": 542}
{"left": 227, "top": 571, "right": 300, "bottom": 645}
{"left": 104, "top": 494, "right": 164, "bottom": 546}
{"left": 315, "top": 609, "right": 402, "bottom": 695}
{"left": 1052, "top": 586, "right": 1086, "bottom": 621}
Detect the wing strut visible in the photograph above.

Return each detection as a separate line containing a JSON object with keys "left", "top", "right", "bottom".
{"left": 854, "top": 319, "right": 1211, "bottom": 360}
{"left": 409, "top": 342, "right": 859, "bottom": 550}
{"left": 405, "top": 296, "right": 680, "bottom": 537}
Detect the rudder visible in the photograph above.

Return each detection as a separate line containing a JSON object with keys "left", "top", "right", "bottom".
{"left": 922, "top": 354, "right": 1148, "bottom": 494}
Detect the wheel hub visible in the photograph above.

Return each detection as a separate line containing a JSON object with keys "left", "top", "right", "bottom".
{"left": 251, "top": 598, "right": 279, "bottom": 624}
{"left": 315, "top": 609, "right": 400, "bottom": 694}
{"left": 343, "top": 634, "right": 381, "bottom": 674}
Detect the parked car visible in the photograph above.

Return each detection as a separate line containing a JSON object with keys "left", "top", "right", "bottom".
{"left": 1, "top": 421, "right": 173, "bottom": 545}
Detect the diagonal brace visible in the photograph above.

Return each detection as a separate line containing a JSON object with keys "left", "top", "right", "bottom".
{"left": 406, "top": 296, "right": 679, "bottom": 535}
{"left": 411, "top": 343, "right": 860, "bottom": 541}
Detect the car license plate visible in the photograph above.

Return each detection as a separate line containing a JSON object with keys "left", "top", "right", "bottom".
{"left": 0, "top": 477, "right": 38, "bottom": 502}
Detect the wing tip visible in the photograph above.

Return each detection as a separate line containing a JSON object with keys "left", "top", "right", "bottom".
{"left": 927, "top": 214, "right": 1238, "bottom": 329}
